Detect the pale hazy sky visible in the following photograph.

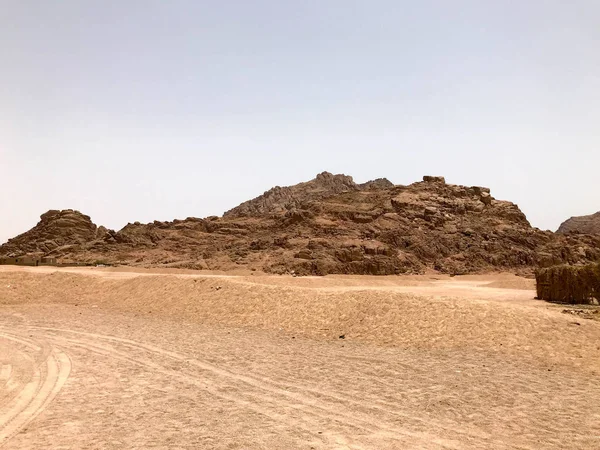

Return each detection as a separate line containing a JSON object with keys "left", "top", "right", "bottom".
{"left": 1, "top": 1, "right": 599, "bottom": 244}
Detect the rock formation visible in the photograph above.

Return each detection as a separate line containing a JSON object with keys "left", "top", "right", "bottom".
{"left": 224, "top": 172, "right": 391, "bottom": 218}
{"left": 0, "top": 210, "right": 107, "bottom": 257}
{"left": 2, "top": 174, "right": 599, "bottom": 275}
{"left": 557, "top": 212, "right": 600, "bottom": 235}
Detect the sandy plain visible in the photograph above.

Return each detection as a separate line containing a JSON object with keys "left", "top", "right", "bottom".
{"left": 0, "top": 266, "right": 599, "bottom": 449}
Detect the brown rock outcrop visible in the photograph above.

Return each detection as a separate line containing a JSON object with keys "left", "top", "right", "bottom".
{"left": 557, "top": 212, "right": 600, "bottom": 235}
{"left": 2, "top": 174, "right": 599, "bottom": 275}
{"left": 0, "top": 210, "right": 105, "bottom": 257}
{"left": 223, "top": 172, "right": 391, "bottom": 218}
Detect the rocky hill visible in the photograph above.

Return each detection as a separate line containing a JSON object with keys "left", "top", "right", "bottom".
{"left": 224, "top": 172, "right": 392, "bottom": 218}
{"left": 0, "top": 210, "right": 107, "bottom": 257}
{"left": 557, "top": 212, "right": 600, "bottom": 235}
{"left": 2, "top": 174, "right": 599, "bottom": 275}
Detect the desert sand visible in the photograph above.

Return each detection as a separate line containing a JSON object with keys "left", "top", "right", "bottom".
{"left": 1, "top": 266, "right": 599, "bottom": 449}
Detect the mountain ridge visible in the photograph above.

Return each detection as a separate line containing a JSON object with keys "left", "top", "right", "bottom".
{"left": 2, "top": 173, "right": 599, "bottom": 275}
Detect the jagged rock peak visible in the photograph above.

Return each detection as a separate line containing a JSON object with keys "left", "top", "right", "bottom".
{"left": 313, "top": 171, "right": 356, "bottom": 186}
{"left": 224, "top": 172, "right": 398, "bottom": 218}
{"left": 422, "top": 175, "right": 446, "bottom": 184}
{"left": 359, "top": 178, "right": 394, "bottom": 190}
{"left": 224, "top": 172, "right": 356, "bottom": 217}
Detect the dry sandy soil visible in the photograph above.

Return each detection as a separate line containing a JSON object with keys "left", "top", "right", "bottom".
{"left": 0, "top": 266, "right": 599, "bottom": 449}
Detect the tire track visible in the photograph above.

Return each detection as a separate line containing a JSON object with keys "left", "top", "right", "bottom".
{"left": 0, "top": 366, "right": 12, "bottom": 392}
{"left": 36, "top": 326, "right": 460, "bottom": 449}
{"left": 55, "top": 336, "right": 379, "bottom": 447}
{"left": 55, "top": 336, "right": 369, "bottom": 449}
{"left": 0, "top": 333, "right": 71, "bottom": 447}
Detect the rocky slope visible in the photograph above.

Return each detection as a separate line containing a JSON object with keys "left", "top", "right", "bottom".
{"left": 0, "top": 210, "right": 107, "bottom": 257}
{"left": 224, "top": 172, "right": 392, "bottom": 218}
{"left": 557, "top": 212, "right": 600, "bottom": 235}
{"left": 2, "top": 174, "right": 599, "bottom": 275}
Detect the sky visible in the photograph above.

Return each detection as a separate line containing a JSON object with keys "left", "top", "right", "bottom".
{"left": 1, "top": 1, "right": 599, "bottom": 244}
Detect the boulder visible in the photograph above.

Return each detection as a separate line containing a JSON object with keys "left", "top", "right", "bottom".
{"left": 423, "top": 176, "right": 446, "bottom": 184}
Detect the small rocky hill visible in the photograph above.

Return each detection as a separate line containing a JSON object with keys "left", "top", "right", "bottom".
{"left": 2, "top": 174, "right": 599, "bottom": 275}
{"left": 557, "top": 212, "right": 600, "bottom": 235}
{"left": 0, "top": 210, "right": 107, "bottom": 257}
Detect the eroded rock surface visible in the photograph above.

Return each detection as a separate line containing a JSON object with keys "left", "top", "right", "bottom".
{"left": 558, "top": 212, "right": 600, "bottom": 235}
{"left": 0, "top": 210, "right": 107, "bottom": 256}
{"left": 2, "top": 174, "right": 599, "bottom": 275}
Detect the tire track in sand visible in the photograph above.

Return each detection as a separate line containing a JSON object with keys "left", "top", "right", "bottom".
{"left": 0, "top": 333, "right": 71, "bottom": 447}
{"left": 55, "top": 336, "right": 382, "bottom": 450}
{"left": 0, "top": 366, "right": 12, "bottom": 392}
{"left": 36, "top": 326, "right": 461, "bottom": 449}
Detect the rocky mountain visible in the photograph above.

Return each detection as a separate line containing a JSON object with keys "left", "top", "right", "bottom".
{"left": 224, "top": 172, "right": 391, "bottom": 218}
{"left": 0, "top": 209, "right": 107, "bottom": 257}
{"left": 557, "top": 212, "right": 600, "bottom": 235}
{"left": 2, "top": 174, "right": 599, "bottom": 275}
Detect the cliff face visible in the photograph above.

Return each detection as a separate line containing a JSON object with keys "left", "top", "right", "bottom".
{"left": 558, "top": 212, "right": 600, "bottom": 235}
{"left": 2, "top": 174, "right": 599, "bottom": 275}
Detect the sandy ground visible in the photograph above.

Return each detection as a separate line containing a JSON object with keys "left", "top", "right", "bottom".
{"left": 0, "top": 267, "right": 599, "bottom": 449}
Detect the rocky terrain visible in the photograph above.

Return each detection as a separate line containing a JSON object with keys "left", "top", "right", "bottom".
{"left": 223, "top": 171, "right": 387, "bottom": 218}
{"left": 0, "top": 209, "right": 108, "bottom": 257}
{"left": 557, "top": 211, "right": 600, "bottom": 235}
{"left": 2, "top": 173, "right": 599, "bottom": 275}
